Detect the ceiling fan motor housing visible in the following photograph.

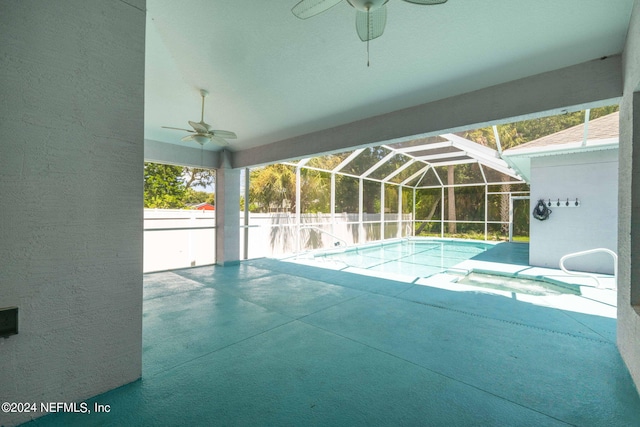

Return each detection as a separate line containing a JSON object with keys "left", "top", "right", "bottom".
{"left": 347, "top": 0, "right": 389, "bottom": 12}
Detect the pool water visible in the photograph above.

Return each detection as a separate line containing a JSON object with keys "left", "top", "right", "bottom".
{"left": 289, "top": 238, "right": 616, "bottom": 310}
{"left": 315, "top": 239, "right": 492, "bottom": 278}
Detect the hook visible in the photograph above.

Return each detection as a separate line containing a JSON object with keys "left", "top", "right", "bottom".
{"left": 557, "top": 198, "right": 560, "bottom": 207}
{"left": 575, "top": 198, "right": 579, "bottom": 207}
{"left": 566, "top": 198, "right": 569, "bottom": 206}
{"left": 548, "top": 199, "right": 552, "bottom": 207}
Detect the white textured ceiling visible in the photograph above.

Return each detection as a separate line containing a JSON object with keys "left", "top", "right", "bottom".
{"left": 144, "top": 0, "right": 633, "bottom": 154}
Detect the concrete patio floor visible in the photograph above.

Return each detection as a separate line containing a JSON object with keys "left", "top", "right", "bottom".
{"left": 26, "top": 257, "right": 640, "bottom": 426}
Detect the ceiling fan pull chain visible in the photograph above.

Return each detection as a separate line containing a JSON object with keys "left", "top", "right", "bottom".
{"left": 367, "top": 7, "right": 370, "bottom": 67}
{"left": 367, "top": 39, "right": 370, "bottom": 67}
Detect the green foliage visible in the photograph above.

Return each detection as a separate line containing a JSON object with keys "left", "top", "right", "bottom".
{"left": 249, "top": 164, "right": 297, "bottom": 212}
{"left": 463, "top": 106, "right": 619, "bottom": 151}
{"left": 362, "top": 179, "right": 380, "bottom": 214}
{"left": 335, "top": 175, "right": 359, "bottom": 213}
{"left": 247, "top": 106, "right": 618, "bottom": 236}
{"left": 458, "top": 106, "right": 618, "bottom": 235}
{"left": 384, "top": 184, "right": 399, "bottom": 214}
{"left": 144, "top": 162, "right": 216, "bottom": 209}
{"left": 184, "top": 189, "right": 215, "bottom": 205}
{"left": 183, "top": 168, "right": 215, "bottom": 190}
{"left": 144, "top": 163, "right": 187, "bottom": 208}
{"left": 300, "top": 169, "right": 331, "bottom": 213}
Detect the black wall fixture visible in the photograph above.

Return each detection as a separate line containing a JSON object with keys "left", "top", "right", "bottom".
{"left": 0, "top": 307, "right": 18, "bottom": 338}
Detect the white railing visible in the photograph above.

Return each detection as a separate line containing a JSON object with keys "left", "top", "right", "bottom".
{"left": 559, "top": 248, "right": 618, "bottom": 289}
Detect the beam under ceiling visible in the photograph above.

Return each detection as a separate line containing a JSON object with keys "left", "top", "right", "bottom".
{"left": 232, "top": 56, "right": 622, "bottom": 169}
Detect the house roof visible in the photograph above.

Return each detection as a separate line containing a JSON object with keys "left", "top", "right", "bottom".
{"left": 502, "top": 111, "right": 619, "bottom": 181}
{"left": 504, "top": 111, "right": 619, "bottom": 155}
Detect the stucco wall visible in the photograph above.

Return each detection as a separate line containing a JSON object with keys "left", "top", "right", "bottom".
{"left": 618, "top": 0, "right": 640, "bottom": 397}
{"left": 0, "top": 1, "right": 145, "bottom": 425}
{"left": 529, "top": 150, "right": 618, "bottom": 274}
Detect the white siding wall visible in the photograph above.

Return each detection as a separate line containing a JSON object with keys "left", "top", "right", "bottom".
{"left": 529, "top": 149, "right": 618, "bottom": 274}
{"left": 0, "top": 1, "right": 145, "bottom": 425}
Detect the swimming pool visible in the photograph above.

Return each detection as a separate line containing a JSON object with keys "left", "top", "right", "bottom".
{"left": 304, "top": 238, "right": 493, "bottom": 278}
{"left": 285, "top": 237, "right": 617, "bottom": 318}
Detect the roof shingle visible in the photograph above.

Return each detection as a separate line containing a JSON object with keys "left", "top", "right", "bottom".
{"left": 505, "top": 111, "right": 619, "bottom": 153}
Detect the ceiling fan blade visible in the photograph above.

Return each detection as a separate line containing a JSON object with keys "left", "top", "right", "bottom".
{"left": 355, "top": 5, "right": 386, "bottom": 42}
{"left": 401, "top": 0, "right": 447, "bottom": 4}
{"left": 181, "top": 135, "right": 195, "bottom": 142}
{"left": 292, "top": 0, "right": 343, "bottom": 19}
{"left": 162, "top": 126, "right": 194, "bottom": 132}
{"left": 211, "top": 130, "right": 237, "bottom": 139}
{"left": 188, "top": 120, "right": 209, "bottom": 133}
{"left": 210, "top": 136, "right": 230, "bottom": 146}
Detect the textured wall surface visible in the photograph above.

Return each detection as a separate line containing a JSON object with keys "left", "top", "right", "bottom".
{"left": 529, "top": 150, "right": 618, "bottom": 274}
{"left": 0, "top": 1, "right": 145, "bottom": 425}
{"left": 215, "top": 151, "right": 241, "bottom": 266}
{"left": 618, "top": 0, "right": 640, "bottom": 396}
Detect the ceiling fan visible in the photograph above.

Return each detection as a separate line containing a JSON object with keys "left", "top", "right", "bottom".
{"left": 162, "top": 89, "right": 237, "bottom": 147}
{"left": 292, "top": 0, "right": 447, "bottom": 43}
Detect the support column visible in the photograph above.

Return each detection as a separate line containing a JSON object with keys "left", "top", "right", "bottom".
{"left": 0, "top": 2, "right": 145, "bottom": 425}
{"left": 295, "top": 166, "right": 302, "bottom": 252}
{"left": 243, "top": 168, "right": 250, "bottom": 260}
{"left": 330, "top": 172, "right": 336, "bottom": 237}
{"left": 215, "top": 150, "right": 241, "bottom": 266}
{"left": 441, "top": 187, "right": 445, "bottom": 238}
{"left": 618, "top": 0, "right": 640, "bottom": 393}
{"left": 412, "top": 188, "right": 416, "bottom": 237}
{"left": 380, "top": 182, "right": 385, "bottom": 240}
{"left": 484, "top": 184, "right": 489, "bottom": 241}
{"left": 618, "top": 91, "right": 640, "bottom": 389}
{"left": 359, "top": 178, "right": 364, "bottom": 244}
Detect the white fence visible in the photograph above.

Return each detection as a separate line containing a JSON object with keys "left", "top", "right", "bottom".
{"left": 144, "top": 209, "right": 216, "bottom": 273}
{"left": 242, "top": 213, "right": 414, "bottom": 259}
{"left": 144, "top": 210, "right": 413, "bottom": 272}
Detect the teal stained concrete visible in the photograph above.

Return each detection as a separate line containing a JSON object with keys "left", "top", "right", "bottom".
{"left": 25, "top": 259, "right": 640, "bottom": 426}
{"left": 470, "top": 242, "right": 531, "bottom": 266}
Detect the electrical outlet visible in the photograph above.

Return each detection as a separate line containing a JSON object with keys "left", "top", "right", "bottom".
{"left": 0, "top": 307, "right": 18, "bottom": 338}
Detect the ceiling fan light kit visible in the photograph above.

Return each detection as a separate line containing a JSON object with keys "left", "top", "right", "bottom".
{"left": 191, "top": 135, "right": 211, "bottom": 146}
{"left": 291, "top": 0, "right": 447, "bottom": 67}
{"left": 292, "top": 0, "right": 447, "bottom": 65}
{"left": 162, "top": 89, "right": 237, "bottom": 147}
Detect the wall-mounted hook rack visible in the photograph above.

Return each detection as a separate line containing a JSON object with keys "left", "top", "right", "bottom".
{"left": 545, "top": 198, "right": 580, "bottom": 208}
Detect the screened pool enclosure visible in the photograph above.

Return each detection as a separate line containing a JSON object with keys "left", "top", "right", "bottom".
{"left": 242, "top": 133, "right": 530, "bottom": 259}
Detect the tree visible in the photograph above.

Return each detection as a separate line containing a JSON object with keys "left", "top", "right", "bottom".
{"left": 249, "top": 164, "right": 296, "bottom": 212}
{"left": 249, "top": 155, "right": 357, "bottom": 214}
{"left": 144, "top": 163, "right": 187, "bottom": 208}
{"left": 184, "top": 189, "right": 215, "bottom": 205}
{"left": 300, "top": 168, "right": 331, "bottom": 213}
{"left": 144, "top": 163, "right": 216, "bottom": 208}
{"left": 463, "top": 106, "right": 619, "bottom": 152}
{"left": 335, "top": 175, "right": 359, "bottom": 213}
{"left": 183, "top": 167, "right": 215, "bottom": 191}
{"left": 245, "top": 106, "right": 620, "bottom": 235}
